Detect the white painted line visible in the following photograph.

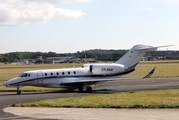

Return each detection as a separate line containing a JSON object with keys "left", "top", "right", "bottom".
{"left": 46, "top": 109, "right": 88, "bottom": 115}
{"left": 0, "top": 116, "right": 25, "bottom": 120}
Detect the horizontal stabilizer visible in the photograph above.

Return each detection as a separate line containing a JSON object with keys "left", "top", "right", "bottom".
{"left": 134, "top": 45, "right": 174, "bottom": 52}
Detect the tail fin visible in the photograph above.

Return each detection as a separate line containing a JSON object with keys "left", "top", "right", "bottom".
{"left": 114, "top": 44, "right": 173, "bottom": 70}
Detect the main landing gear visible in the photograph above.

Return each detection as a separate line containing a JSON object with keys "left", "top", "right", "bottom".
{"left": 78, "top": 86, "right": 92, "bottom": 92}
{"left": 78, "top": 86, "right": 83, "bottom": 92}
{"left": 17, "top": 87, "right": 21, "bottom": 95}
{"left": 86, "top": 86, "right": 92, "bottom": 92}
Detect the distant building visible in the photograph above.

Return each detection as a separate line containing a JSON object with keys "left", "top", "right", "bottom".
{"left": 14, "top": 56, "right": 96, "bottom": 65}
{"left": 35, "top": 56, "right": 44, "bottom": 64}
{"left": 14, "top": 56, "right": 44, "bottom": 64}
{"left": 141, "top": 57, "right": 148, "bottom": 61}
{"left": 81, "top": 58, "right": 95, "bottom": 63}
{"left": 45, "top": 57, "right": 80, "bottom": 64}
{"left": 37, "top": 56, "right": 43, "bottom": 61}
{"left": 15, "top": 58, "right": 36, "bottom": 64}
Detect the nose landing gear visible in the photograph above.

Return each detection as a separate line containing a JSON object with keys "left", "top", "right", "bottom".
{"left": 17, "top": 87, "right": 21, "bottom": 95}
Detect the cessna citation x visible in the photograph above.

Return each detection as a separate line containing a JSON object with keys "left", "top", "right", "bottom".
{"left": 4, "top": 44, "right": 172, "bottom": 94}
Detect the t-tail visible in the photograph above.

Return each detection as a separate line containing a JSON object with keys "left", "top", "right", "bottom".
{"left": 114, "top": 44, "right": 173, "bottom": 71}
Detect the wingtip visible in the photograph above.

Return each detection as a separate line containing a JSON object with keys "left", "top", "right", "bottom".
{"left": 143, "top": 67, "right": 156, "bottom": 79}
{"left": 156, "top": 45, "right": 174, "bottom": 48}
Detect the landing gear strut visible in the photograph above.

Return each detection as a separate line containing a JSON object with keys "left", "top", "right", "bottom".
{"left": 17, "top": 87, "right": 21, "bottom": 95}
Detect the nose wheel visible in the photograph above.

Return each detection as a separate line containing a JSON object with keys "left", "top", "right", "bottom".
{"left": 17, "top": 87, "right": 21, "bottom": 95}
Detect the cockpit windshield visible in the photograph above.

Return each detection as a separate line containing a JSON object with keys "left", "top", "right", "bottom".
{"left": 19, "top": 73, "right": 30, "bottom": 77}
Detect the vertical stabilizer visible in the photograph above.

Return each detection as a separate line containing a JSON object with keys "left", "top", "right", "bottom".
{"left": 114, "top": 45, "right": 157, "bottom": 70}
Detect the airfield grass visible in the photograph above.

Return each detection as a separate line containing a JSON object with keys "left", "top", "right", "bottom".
{"left": 0, "top": 60, "right": 179, "bottom": 82}
{"left": 12, "top": 89, "right": 179, "bottom": 108}
{"left": 0, "top": 60, "right": 179, "bottom": 92}
{"left": 121, "top": 60, "right": 179, "bottom": 78}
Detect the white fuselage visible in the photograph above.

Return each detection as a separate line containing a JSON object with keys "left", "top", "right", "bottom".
{"left": 4, "top": 64, "right": 130, "bottom": 88}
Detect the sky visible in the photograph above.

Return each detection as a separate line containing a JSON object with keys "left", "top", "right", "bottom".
{"left": 0, "top": 0, "right": 179, "bottom": 53}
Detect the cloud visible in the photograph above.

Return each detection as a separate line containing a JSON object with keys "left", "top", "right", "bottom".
{"left": 143, "top": 6, "right": 152, "bottom": 11}
{"left": 5, "top": 0, "right": 90, "bottom": 4}
{"left": 164, "top": 0, "right": 179, "bottom": 1}
{"left": 29, "top": 0, "right": 90, "bottom": 3}
{"left": 0, "top": 0, "right": 88, "bottom": 25}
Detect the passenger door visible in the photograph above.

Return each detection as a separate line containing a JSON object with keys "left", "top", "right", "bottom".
{"left": 37, "top": 72, "right": 43, "bottom": 84}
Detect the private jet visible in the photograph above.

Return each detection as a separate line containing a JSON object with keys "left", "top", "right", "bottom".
{"left": 3, "top": 44, "right": 172, "bottom": 94}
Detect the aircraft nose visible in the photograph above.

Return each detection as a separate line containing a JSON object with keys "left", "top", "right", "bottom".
{"left": 3, "top": 81, "right": 9, "bottom": 86}
{"left": 3, "top": 78, "right": 17, "bottom": 86}
{"left": 3, "top": 81, "right": 8, "bottom": 86}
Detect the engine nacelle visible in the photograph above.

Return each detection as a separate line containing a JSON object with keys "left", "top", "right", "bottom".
{"left": 89, "top": 64, "right": 125, "bottom": 75}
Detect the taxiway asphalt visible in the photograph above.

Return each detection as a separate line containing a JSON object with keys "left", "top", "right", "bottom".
{"left": 1, "top": 77, "right": 179, "bottom": 120}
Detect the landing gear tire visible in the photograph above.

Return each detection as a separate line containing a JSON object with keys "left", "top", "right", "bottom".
{"left": 78, "top": 86, "right": 83, "bottom": 92}
{"left": 86, "top": 86, "right": 92, "bottom": 92}
{"left": 17, "top": 87, "right": 21, "bottom": 95}
{"left": 17, "top": 91, "right": 21, "bottom": 95}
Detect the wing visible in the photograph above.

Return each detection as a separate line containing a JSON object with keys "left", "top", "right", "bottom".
{"left": 60, "top": 67, "right": 156, "bottom": 86}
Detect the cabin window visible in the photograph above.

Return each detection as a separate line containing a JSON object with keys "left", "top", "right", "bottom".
{"left": 56, "top": 72, "right": 59, "bottom": 75}
{"left": 62, "top": 72, "right": 65, "bottom": 75}
{"left": 28, "top": 74, "right": 30, "bottom": 77}
{"left": 74, "top": 71, "right": 76, "bottom": 74}
{"left": 51, "top": 73, "right": 53, "bottom": 75}
{"left": 45, "top": 73, "right": 47, "bottom": 76}
{"left": 68, "top": 72, "right": 70, "bottom": 75}
{"left": 24, "top": 74, "right": 28, "bottom": 77}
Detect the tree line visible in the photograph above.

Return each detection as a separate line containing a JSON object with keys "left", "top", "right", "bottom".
{"left": 0, "top": 55, "right": 9, "bottom": 62}
{"left": 0, "top": 49, "right": 179, "bottom": 62}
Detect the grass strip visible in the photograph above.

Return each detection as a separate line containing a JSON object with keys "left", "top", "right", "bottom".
{"left": 1, "top": 61, "right": 179, "bottom": 81}
{"left": 121, "top": 60, "right": 179, "bottom": 78}
{"left": 0, "top": 83, "right": 62, "bottom": 92}
{"left": 12, "top": 89, "right": 179, "bottom": 108}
